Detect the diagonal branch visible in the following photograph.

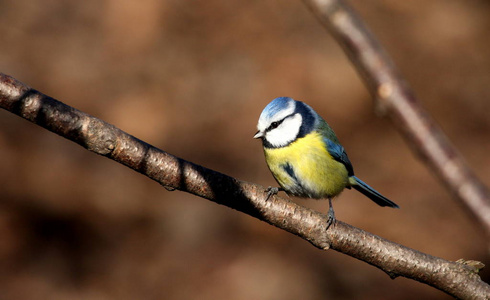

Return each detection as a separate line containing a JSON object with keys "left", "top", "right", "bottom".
{"left": 0, "top": 73, "right": 489, "bottom": 299}
{"left": 302, "top": 0, "right": 490, "bottom": 236}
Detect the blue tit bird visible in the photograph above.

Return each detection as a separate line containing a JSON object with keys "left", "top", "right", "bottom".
{"left": 254, "top": 97, "right": 398, "bottom": 227}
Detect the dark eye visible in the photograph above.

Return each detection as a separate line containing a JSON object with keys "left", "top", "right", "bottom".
{"left": 266, "top": 119, "right": 284, "bottom": 132}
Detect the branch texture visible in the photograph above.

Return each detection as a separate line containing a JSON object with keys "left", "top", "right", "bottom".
{"left": 303, "top": 0, "right": 490, "bottom": 237}
{"left": 1, "top": 73, "right": 489, "bottom": 299}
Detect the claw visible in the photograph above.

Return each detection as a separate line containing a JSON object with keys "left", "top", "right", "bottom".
{"left": 265, "top": 186, "right": 282, "bottom": 201}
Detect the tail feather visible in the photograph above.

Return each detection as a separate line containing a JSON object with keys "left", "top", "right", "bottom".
{"left": 351, "top": 176, "right": 399, "bottom": 208}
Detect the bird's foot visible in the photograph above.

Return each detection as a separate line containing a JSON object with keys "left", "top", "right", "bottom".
{"left": 326, "top": 207, "right": 336, "bottom": 230}
{"left": 265, "top": 186, "right": 283, "bottom": 201}
{"left": 326, "top": 199, "right": 336, "bottom": 230}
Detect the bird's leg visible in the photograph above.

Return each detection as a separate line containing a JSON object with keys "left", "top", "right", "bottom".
{"left": 265, "top": 186, "right": 284, "bottom": 201}
{"left": 326, "top": 198, "right": 336, "bottom": 230}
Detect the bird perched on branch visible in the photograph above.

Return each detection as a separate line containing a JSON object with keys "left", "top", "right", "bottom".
{"left": 254, "top": 97, "right": 398, "bottom": 228}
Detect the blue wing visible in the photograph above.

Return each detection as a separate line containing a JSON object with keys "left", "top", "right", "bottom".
{"left": 324, "top": 138, "right": 354, "bottom": 176}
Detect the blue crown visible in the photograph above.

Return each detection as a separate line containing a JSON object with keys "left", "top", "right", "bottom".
{"left": 262, "top": 97, "right": 295, "bottom": 120}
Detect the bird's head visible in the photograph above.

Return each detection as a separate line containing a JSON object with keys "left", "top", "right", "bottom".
{"left": 254, "top": 97, "right": 319, "bottom": 148}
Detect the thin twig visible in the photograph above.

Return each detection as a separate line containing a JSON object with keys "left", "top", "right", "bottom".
{"left": 0, "top": 73, "right": 488, "bottom": 299}
{"left": 302, "top": 0, "right": 490, "bottom": 237}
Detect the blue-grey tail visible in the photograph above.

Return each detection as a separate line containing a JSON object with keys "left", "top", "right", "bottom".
{"left": 351, "top": 176, "right": 399, "bottom": 208}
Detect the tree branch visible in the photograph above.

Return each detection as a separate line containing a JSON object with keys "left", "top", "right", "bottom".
{"left": 0, "top": 73, "right": 489, "bottom": 298}
{"left": 302, "top": 0, "right": 490, "bottom": 237}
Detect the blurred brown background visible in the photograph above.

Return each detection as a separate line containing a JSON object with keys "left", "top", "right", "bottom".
{"left": 1, "top": 0, "right": 489, "bottom": 299}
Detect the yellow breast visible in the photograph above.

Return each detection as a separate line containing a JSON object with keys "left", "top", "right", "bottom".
{"left": 264, "top": 131, "right": 349, "bottom": 199}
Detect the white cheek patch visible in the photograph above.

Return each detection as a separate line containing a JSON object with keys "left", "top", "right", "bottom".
{"left": 266, "top": 113, "right": 302, "bottom": 147}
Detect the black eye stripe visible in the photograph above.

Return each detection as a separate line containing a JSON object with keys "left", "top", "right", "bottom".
{"left": 270, "top": 120, "right": 281, "bottom": 129}
{"left": 266, "top": 117, "right": 285, "bottom": 132}
{"left": 266, "top": 122, "right": 278, "bottom": 132}
{"left": 266, "top": 113, "right": 299, "bottom": 132}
